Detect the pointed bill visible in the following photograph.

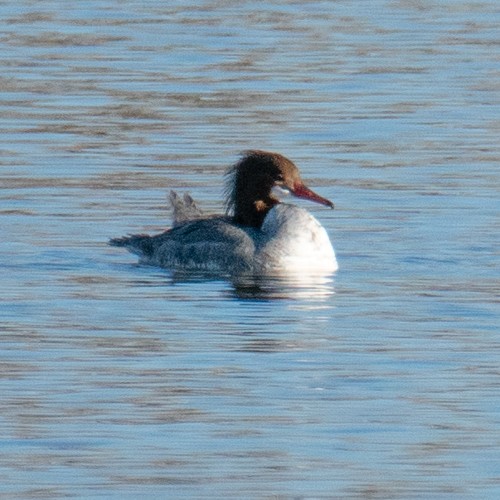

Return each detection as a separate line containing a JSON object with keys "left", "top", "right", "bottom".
{"left": 291, "top": 183, "right": 334, "bottom": 209}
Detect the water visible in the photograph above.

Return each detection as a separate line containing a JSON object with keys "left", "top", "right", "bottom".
{"left": 1, "top": 1, "right": 499, "bottom": 498}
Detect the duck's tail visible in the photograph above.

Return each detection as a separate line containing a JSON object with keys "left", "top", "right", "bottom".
{"left": 110, "top": 190, "right": 201, "bottom": 258}
{"left": 108, "top": 234, "right": 154, "bottom": 258}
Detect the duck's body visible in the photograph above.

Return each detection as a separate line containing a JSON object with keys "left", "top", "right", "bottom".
{"left": 110, "top": 151, "right": 338, "bottom": 275}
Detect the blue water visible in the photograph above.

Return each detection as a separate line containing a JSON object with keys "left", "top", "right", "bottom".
{"left": 1, "top": 1, "right": 499, "bottom": 498}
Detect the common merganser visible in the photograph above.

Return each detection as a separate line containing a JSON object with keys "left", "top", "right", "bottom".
{"left": 110, "top": 150, "right": 338, "bottom": 274}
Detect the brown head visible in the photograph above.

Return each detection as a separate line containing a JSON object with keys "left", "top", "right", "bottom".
{"left": 225, "top": 150, "right": 334, "bottom": 228}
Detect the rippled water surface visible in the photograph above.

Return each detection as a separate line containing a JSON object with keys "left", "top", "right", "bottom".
{"left": 1, "top": 1, "right": 499, "bottom": 498}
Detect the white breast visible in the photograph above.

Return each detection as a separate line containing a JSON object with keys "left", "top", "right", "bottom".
{"left": 255, "top": 204, "right": 338, "bottom": 273}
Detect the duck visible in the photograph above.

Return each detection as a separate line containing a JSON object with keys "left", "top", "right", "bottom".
{"left": 109, "top": 150, "right": 338, "bottom": 275}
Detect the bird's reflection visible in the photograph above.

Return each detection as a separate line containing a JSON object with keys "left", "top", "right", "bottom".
{"left": 229, "top": 272, "right": 335, "bottom": 301}
{"left": 163, "top": 268, "right": 336, "bottom": 302}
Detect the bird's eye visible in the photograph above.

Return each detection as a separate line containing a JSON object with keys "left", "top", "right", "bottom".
{"left": 276, "top": 174, "right": 284, "bottom": 182}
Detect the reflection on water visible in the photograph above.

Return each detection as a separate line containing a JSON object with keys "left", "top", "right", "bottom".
{"left": 230, "top": 272, "right": 335, "bottom": 302}
{"left": 165, "top": 268, "right": 336, "bottom": 302}
{"left": 1, "top": 0, "right": 499, "bottom": 498}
